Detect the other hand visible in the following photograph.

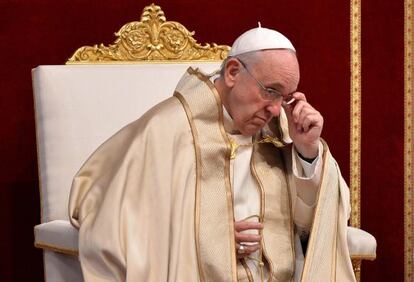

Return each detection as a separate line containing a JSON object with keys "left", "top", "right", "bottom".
{"left": 234, "top": 220, "right": 263, "bottom": 258}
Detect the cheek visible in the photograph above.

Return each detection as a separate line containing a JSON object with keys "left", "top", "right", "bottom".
{"left": 231, "top": 103, "right": 254, "bottom": 123}
{"left": 238, "top": 94, "right": 261, "bottom": 114}
{"left": 229, "top": 88, "right": 264, "bottom": 123}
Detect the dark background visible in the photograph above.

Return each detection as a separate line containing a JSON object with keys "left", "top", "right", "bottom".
{"left": 0, "top": 0, "right": 404, "bottom": 280}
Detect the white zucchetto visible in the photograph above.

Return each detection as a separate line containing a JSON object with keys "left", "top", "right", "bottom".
{"left": 228, "top": 23, "right": 296, "bottom": 57}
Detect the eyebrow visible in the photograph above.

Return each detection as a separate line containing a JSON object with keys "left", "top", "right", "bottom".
{"left": 265, "top": 82, "right": 284, "bottom": 92}
{"left": 267, "top": 83, "right": 297, "bottom": 99}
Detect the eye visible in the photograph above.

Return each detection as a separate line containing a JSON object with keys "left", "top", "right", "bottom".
{"left": 265, "top": 88, "right": 281, "bottom": 98}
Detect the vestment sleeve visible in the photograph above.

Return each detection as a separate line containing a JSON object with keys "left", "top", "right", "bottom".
{"left": 69, "top": 125, "right": 135, "bottom": 281}
{"left": 69, "top": 118, "right": 175, "bottom": 281}
{"left": 290, "top": 142, "right": 323, "bottom": 230}
{"left": 69, "top": 96, "right": 201, "bottom": 281}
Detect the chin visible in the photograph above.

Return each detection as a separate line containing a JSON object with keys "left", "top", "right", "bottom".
{"left": 240, "top": 126, "right": 262, "bottom": 137}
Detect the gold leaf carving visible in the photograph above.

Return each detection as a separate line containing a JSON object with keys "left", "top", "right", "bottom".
{"left": 67, "top": 3, "right": 230, "bottom": 63}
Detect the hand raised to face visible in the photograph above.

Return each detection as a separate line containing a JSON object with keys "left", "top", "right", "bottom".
{"left": 282, "top": 92, "right": 323, "bottom": 159}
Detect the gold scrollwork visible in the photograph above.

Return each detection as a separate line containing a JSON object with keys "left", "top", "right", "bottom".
{"left": 67, "top": 3, "right": 230, "bottom": 63}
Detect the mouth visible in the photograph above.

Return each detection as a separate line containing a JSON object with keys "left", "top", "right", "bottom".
{"left": 251, "top": 116, "right": 268, "bottom": 126}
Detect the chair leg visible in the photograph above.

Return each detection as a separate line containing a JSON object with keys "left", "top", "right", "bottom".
{"left": 352, "top": 259, "right": 361, "bottom": 281}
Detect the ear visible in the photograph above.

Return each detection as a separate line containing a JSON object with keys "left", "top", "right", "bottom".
{"left": 223, "top": 58, "right": 242, "bottom": 88}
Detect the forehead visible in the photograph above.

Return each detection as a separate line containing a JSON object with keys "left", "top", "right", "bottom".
{"left": 253, "top": 49, "right": 300, "bottom": 91}
{"left": 255, "top": 49, "right": 298, "bottom": 73}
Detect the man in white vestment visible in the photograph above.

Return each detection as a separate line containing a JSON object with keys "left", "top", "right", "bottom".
{"left": 69, "top": 26, "right": 356, "bottom": 281}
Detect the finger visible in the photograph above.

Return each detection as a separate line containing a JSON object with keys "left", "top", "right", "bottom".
{"left": 296, "top": 105, "right": 317, "bottom": 125}
{"left": 235, "top": 232, "right": 261, "bottom": 243}
{"left": 291, "top": 100, "right": 307, "bottom": 123}
{"left": 292, "top": 92, "right": 307, "bottom": 103}
{"left": 301, "top": 113, "right": 320, "bottom": 132}
{"left": 236, "top": 243, "right": 261, "bottom": 258}
{"left": 234, "top": 221, "right": 264, "bottom": 232}
{"left": 297, "top": 109, "right": 322, "bottom": 132}
{"left": 283, "top": 92, "right": 307, "bottom": 117}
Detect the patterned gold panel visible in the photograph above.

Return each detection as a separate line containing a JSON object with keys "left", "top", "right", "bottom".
{"left": 405, "top": 0, "right": 413, "bottom": 281}
{"left": 350, "top": 1, "right": 362, "bottom": 280}
{"left": 350, "top": 0, "right": 361, "bottom": 229}
{"left": 67, "top": 4, "right": 230, "bottom": 63}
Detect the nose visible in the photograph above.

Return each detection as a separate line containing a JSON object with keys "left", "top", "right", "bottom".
{"left": 265, "top": 100, "right": 282, "bottom": 117}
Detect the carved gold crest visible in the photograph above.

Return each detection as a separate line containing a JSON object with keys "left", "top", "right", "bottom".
{"left": 67, "top": 3, "right": 230, "bottom": 63}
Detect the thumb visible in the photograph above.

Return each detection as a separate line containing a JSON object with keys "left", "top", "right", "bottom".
{"left": 282, "top": 102, "right": 295, "bottom": 126}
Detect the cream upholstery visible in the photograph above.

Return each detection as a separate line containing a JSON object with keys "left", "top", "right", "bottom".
{"left": 43, "top": 250, "right": 83, "bottom": 282}
{"left": 33, "top": 64, "right": 220, "bottom": 223}
{"left": 33, "top": 63, "right": 376, "bottom": 281}
{"left": 348, "top": 226, "right": 377, "bottom": 260}
{"left": 35, "top": 220, "right": 78, "bottom": 254}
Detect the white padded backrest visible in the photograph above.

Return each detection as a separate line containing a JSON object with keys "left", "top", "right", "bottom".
{"left": 32, "top": 63, "right": 221, "bottom": 222}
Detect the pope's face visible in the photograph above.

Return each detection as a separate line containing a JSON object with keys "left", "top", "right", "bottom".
{"left": 224, "top": 50, "right": 300, "bottom": 136}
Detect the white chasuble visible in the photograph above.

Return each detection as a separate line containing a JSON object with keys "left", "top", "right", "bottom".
{"left": 70, "top": 67, "right": 355, "bottom": 282}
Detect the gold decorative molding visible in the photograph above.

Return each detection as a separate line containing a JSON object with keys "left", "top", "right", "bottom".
{"left": 67, "top": 3, "right": 230, "bottom": 64}
{"left": 351, "top": 254, "right": 376, "bottom": 280}
{"left": 34, "top": 242, "right": 78, "bottom": 257}
{"left": 350, "top": 1, "right": 362, "bottom": 279}
{"left": 350, "top": 0, "right": 361, "bottom": 230}
{"left": 405, "top": 0, "right": 413, "bottom": 281}
{"left": 352, "top": 260, "right": 361, "bottom": 279}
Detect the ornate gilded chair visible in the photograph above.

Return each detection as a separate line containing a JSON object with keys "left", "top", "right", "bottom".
{"left": 32, "top": 4, "right": 376, "bottom": 281}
